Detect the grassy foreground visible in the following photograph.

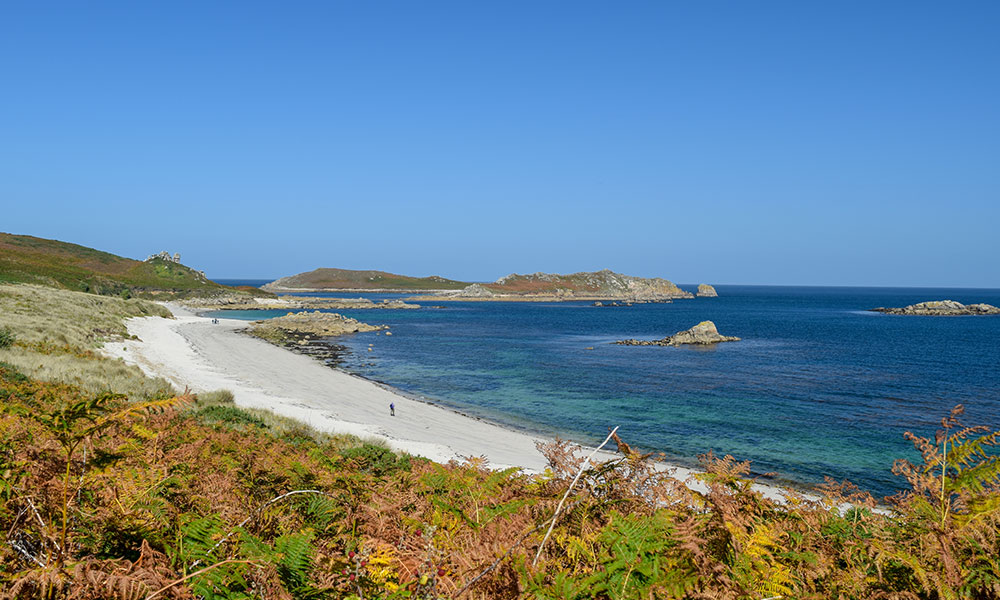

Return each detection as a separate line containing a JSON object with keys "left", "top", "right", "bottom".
{"left": 1, "top": 284, "right": 999, "bottom": 599}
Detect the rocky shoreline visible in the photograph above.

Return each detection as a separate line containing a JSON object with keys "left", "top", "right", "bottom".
{"left": 616, "top": 320, "right": 740, "bottom": 346}
{"left": 593, "top": 299, "right": 673, "bottom": 307}
{"left": 870, "top": 300, "right": 1000, "bottom": 316}
{"left": 184, "top": 295, "right": 420, "bottom": 311}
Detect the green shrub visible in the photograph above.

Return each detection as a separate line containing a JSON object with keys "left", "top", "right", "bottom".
{"left": 196, "top": 389, "right": 235, "bottom": 405}
{"left": 339, "top": 442, "right": 411, "bottom": 476}
{"left": 0, "top": 327, "right": 14, "bottom": 349}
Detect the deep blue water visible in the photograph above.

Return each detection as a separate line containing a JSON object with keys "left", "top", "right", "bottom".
{"left": 213, "top": 279, "right": 273, "bottom": 288}
{"left": 208, "top": 285, "right": 1000, "bottom": 497}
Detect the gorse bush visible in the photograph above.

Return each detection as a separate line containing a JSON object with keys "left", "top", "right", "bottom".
{"left": 2, "top": 361, "right": 1000, "bottom": 599}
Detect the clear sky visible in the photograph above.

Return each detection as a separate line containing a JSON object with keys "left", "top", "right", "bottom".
{"left": 2, "top": 2, "right": 998, "bottom": 286}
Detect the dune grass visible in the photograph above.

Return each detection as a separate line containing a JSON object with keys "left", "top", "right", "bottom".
{"left": 185, "top": 387, "right": 365, "bottom": 449}
{"left": 0, "top": 284, "right": 171, "bottom": 347}
{"left": 0, "top": 283, "right": 174, "bottom": 399}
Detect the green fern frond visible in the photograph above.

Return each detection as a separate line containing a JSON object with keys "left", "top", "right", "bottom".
{"left": 275, "top": 531, "right": 315, "bottom": 590}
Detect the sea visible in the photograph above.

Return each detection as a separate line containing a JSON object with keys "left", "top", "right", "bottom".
{"left": 210, "top": 281, "right": 1000, "bottom": 498}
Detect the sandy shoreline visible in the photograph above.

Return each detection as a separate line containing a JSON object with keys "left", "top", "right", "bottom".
{"left": 103, "top": 303, "right": 799, "bottom": 501}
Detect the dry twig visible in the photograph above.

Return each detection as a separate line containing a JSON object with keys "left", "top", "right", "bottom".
{"left": 532, "top": 426, "right": 619, "bottom": 566}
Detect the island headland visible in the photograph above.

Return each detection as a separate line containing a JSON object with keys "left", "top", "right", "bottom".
{"left": 409, "top": 269, "right": 704, "bottom": 302}
{"left": 262, "top": 267, "right": 468, "bottom": 293}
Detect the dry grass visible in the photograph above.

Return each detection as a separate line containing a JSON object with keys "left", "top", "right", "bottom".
{"left": 0, "top": 284, "right": 171, "bottom": 348}
{"left": 0, "top": 284, "right": 174, "bottom": 399}
{"left": 0, "top": 347, "right": 173, "bottom": 400}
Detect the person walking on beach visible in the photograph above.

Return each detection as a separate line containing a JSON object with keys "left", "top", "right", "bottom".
{"left": 390, "top": 402, "right": 395, "bottom": 417}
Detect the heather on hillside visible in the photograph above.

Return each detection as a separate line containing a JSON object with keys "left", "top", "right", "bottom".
{"left": 2, "top": 362, "right": 999, "bottom": 599}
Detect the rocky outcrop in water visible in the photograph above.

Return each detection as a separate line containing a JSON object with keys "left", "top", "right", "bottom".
{"left": 248, "top": 311, "right": 386, "bottom": 344}
{"left": 871, "top": 300, "right": 1000, "bottom": 316}
{"left": 697, "top": 284, "right": 718, "bottom": 297}
{"left": 616, "top": 320, "right": 740, "bottom": 346}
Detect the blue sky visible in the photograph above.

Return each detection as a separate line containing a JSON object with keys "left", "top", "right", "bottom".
{"left": 2, "top": 2, "right": 998, "bottom": 286}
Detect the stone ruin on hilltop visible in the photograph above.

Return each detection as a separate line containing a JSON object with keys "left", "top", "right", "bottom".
{"left": 145, "top": 250, "right": 181, "bottom": 263}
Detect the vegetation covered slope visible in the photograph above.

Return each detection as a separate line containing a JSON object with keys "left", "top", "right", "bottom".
{"left": 0, "top": 232, "right": 229, "bottom": 297}
{"left": 2, "top": 362, "right": 1000, "bottom": 598}
{"left": 264, "top": 267, "right": 469, "bottom": 291}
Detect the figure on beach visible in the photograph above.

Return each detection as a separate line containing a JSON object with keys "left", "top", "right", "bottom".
{"left": 390, "top": 402, "right": 395, "bottom": 417}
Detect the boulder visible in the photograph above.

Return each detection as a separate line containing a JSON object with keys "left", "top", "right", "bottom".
{"left": 455, "top": 283, "right": 496, "bottom": 298}
{"left": 697, "top": 284, "right": 718, "bottom": 297}
{"left": 615, "top": 320, "right": 740, "bottom": 346}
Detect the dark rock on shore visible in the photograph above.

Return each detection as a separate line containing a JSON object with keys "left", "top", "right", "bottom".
{"left": 616, "top": 320, "right": 740, "bottom": 346}
{"left": 871, "top": 300, "right": 1000, "bottom": 316}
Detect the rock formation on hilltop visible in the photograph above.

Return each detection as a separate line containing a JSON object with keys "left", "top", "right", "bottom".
{"left": 697, "top": 284, "right": 718, "bottom": 297}
{"left": 616, "top": 320, "right": 740, "bottom": 346}
{"left": 871, "top": 300, "right": 1000, "bottom": 316}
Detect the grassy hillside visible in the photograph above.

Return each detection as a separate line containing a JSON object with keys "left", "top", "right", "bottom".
{"left": 264, "top": 267, "right": 469, "bottom": 291}
{"left": 0, "top": 232, "right": 232, "bottom": 297}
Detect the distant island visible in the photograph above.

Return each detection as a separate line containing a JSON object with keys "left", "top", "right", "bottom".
{"left": 262, "top": 267, "right": 469, "bottom": 292}
{"left": 410, "top": 269, "right": 710, "bottom": 302}
{"left": 263, "top": 267, "right": 715, "bottom": 302}
{"left": 871, "top": 300, "right": 1000, "bottom": 316}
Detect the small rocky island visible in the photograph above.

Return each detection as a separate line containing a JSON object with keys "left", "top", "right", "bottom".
{"left": 248, "top": 311, "right": 387, "bottom": 344}
{"left": 696, "top": 284, "right": 718, "bottom": 297}
{"left": 870, "top": 300, "right": 1000, "bottom": 316}
{"left": 616, "top": 320, "right": 740, "bottom": 346}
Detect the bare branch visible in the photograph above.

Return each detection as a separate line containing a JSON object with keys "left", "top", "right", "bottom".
{"left": 532, "top": 426, "right": 618, "bottom": 567}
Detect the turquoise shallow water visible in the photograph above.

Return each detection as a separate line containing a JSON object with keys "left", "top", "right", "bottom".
{"left": 208, "top": 284, "right": 1000, "bottom": 497}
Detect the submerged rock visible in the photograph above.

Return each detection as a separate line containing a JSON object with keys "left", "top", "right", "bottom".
{"left": 697, "top": 284, "right": 718, "bottom": 297}
{"left": 616, "top": 320, "right": 740, "bottom": 346}
{"left": 871, "top": 300, "right": 1000, "bottom": 316}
